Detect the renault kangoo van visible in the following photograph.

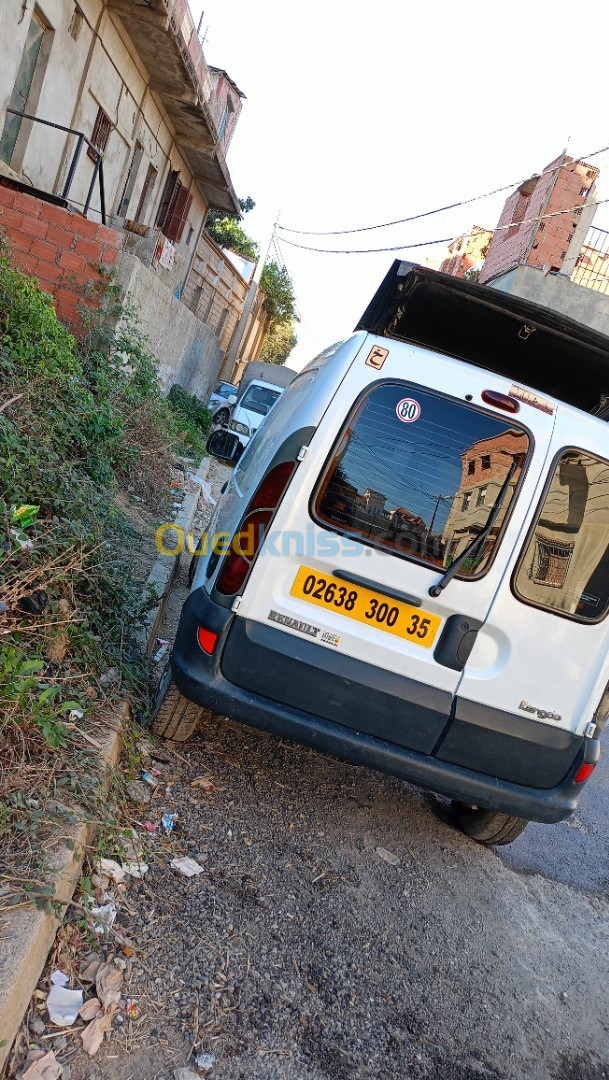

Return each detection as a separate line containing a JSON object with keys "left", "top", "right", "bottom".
{"left": 153, "top": 263, "right": 609, "bottom": 845}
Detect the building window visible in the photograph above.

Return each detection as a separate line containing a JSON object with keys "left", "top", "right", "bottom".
{"left": 580, "top": 187, "right": 590, "bottom": 198}
{"left": 68, "top": 5, "right": 84, "bottom": 40}
{"left": 538, "top": 221, "right": 545, "bottom": 231}
{"left": 0, "top": 11, "right": 47, "bottom": 167}
{"left": 88, "top": 106, "right": 112, "bottom": 161}
{"left": 462, "top": 491, "right": 472, "bottom": 511}
{"left": 533, "top": 535, "right": 574, "bottom": 588}
{"left": 477, "top": 485, "right": 488, "bottom": 507}
{"left": 156, "top": 169, "right": 193, "bottom": 243}
{"left": 481, "top": 455, "right": 491, "bottom": 470}
{"left": 135, "top": 162, "right": 157, "bottom": 223}
{"left": 467, "top": 460, "right": 475, "bottom": 475}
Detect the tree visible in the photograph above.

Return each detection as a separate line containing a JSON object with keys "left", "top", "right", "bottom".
{"left": 205, "top": 215, "right": 259, "bottom": 260}
{"left": 260, "top": 260, "right": 299, "bottom": 327}
{"left": 205, "top": 196, "right": 258, "bottom": 260}
{"left": 258, "top": 319, "right": 297, "bottom": 365}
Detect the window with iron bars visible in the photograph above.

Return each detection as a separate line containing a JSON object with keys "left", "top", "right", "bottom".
{"left": 533, "top": 535, "right": 574, "bottom": 588}
{"left": 88, "top": 106, "right": 112, "bottom": 161}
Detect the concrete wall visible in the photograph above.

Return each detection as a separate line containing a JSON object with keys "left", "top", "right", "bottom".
{"left": 114, "top": 250, "right": 223, "bottom": 399}
{"left": 487, "top": 264, "right": 609, "bottom": 337}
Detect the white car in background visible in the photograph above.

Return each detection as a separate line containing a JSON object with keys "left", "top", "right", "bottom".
{"left": 208, "top": 381, "right": 238, "bottom": 426}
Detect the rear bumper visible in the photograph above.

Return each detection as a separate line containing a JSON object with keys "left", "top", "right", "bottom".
{"left": 172, "top": 589, "right": 599, "bottom": 825}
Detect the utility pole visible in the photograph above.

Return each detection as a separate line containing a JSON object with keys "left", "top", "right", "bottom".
{"left": 223, "top": 213, "right": 279, "bottom": 376}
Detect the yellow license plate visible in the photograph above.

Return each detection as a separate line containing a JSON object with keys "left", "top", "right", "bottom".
{"left": 290, "top": 566, "right": 442, "bottom": 649}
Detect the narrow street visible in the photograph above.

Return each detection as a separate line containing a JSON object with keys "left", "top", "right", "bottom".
{"left": 61, "top": 461, "right": 609, "bottom": 1080}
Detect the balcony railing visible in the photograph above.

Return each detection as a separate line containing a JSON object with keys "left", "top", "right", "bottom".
{"left": 571, "top": 225, "right": 609, "bottom": 296}
{"left": 5, "top": 108, "right": 106, "bottom": 223}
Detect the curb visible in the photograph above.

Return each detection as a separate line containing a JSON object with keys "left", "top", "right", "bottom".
{"left": 0, "top": 458, "right": 209, "bottom": 1072}
{"left": 136, "top": 456, "right": 210, "bottom": 656}
{"left": 0, "top": 707, "right": 124, "bottom": 1073}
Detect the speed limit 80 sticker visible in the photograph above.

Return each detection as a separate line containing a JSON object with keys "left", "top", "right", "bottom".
{"left": 396, "top": 398, "right": 421, "bottom": 423}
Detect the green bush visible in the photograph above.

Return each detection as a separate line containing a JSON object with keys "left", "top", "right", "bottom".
{"left": 167, "top": 383, "right": 213, "bottom": 458}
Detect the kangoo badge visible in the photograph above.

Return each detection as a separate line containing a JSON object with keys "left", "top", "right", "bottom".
{"left": 395, "top": 398, "right": 421, "bottom": 423}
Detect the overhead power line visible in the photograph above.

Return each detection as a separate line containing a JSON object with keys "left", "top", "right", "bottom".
{"left": 275, "top": 198, "right": 609, "bottom": 256}
{"left": 276, "top": 144, "right": 609, "bottom": 238}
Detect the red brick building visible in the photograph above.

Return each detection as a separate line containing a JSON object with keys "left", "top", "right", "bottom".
{"left": 479, "top": 153, "right": 598, "bottom": 285}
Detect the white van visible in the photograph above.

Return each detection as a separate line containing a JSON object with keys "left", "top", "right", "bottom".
{"left": 226, "top": 378, "right": 285, "bottom": 454}
{"left": 154, "top": 262, "right": 609, "bottom": 846}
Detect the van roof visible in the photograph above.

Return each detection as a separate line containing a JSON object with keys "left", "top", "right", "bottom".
{"left": 355, "top": 261, "right": 609, "bottom": 418}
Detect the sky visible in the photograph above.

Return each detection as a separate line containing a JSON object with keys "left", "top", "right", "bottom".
{"left": 189, "top": 0, "right": 609, "bottom": 371}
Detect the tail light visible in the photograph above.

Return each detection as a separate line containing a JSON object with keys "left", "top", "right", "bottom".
{"left": 197, "top": 627, "right": 219, "bottom": 654}
{"left": 574, "top": 762, "right": 596, "bottom": 784}
{"left": 215, "top": 460, "right": 297, "bottom": 596}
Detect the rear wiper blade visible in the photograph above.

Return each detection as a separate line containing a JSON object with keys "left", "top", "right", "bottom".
{"left": 428, "top": 459, "right": 518, "bottom": 598}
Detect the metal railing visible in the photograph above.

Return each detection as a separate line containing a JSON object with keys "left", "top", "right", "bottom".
{"left": 5, "top": 108, "right": 106, "bottom": 223}
{"left": 571, "top": 225, "right": 609, "bottom": 296}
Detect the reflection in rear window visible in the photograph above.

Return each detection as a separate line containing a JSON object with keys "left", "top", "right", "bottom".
{"left": 313, "top": 382, "right": 530, "bottom": 576}
{"left": 514, "top": 450, "right": 609, "bottom": 622}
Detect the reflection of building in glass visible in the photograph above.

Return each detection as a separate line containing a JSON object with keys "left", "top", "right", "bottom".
{"left": 516, "top": 452, "right": 609, "bottom": 619}
{"left": 442, "top": 430, "right": 528, "bottom": 567}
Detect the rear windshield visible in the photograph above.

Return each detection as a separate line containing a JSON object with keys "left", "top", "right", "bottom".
{"left": 240, "top": 385, "right": 282, "bottom": 416}
{"left": 313, "top": 382, "right": 530, "bottom": 576}
{"left": 514, "top": 449, "right": 609, "bottom": 622}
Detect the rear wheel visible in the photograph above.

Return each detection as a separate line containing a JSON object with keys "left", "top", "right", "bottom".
{"left": 451, "top": 801, "right": 529, "bottom": 845}
{"left": 150, "top": 665, "right": 205, "bottom": 741}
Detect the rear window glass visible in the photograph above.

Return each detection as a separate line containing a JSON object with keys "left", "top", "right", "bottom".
{"left": 313, "top": 382, "right": 530, "bottom": 576}
{"left": 514, "top": 449, "right": 609, "bottom": 622}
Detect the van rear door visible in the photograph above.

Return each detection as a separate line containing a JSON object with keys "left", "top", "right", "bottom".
{"left": 228, "top": 336, "right": 556, "bottom": 754}
{"left": 454, "top": 407, "right": 609, "bottom": 752}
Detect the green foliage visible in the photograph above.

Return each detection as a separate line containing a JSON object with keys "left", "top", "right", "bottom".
{"left": 260, "top": 260, "right": 300, "bottom": 328}
{"left": 0, "top": 253, "right": 171, "bottom": 678}
{"left": 205, "top": 215, "right": 259, "bottom": 261}
{"left": 167, "top": 384, "right": 213, "bottom": 457}
{"left": 0, "top": 647, "right": 68, "bottom": 746}
{"left": 258, "top": 319, "right": 297, "bottom": 365}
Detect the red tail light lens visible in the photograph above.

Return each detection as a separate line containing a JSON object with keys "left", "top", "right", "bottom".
{"left": 574, "top": 762, "right": 596, "bottom": 783}
{"left": 215, "top": 461, "right": 297, "bottom": 596}
{"left": 481, "top": 390, "right": 520, "bottom": 413}
{"left": 197, "top": 627, "right": 218, "bottom": 654}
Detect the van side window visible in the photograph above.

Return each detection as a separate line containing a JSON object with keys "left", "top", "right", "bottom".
{"left": 313, "top": 382, "right": 530, "bottom": 577}
{"left": 514, "top": 449, "right": 609, "bottom": 622}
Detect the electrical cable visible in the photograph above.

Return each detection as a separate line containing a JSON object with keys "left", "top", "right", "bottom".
{"left": 277, "top": 146, "right": 609, "bottom": 237}
{"left": 275, "top": 198, "right": 609, "bottom": 256}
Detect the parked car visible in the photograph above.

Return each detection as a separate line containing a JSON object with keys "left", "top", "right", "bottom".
{"left": 153, "top": 262, "right": 609, "bottom": 847}
{"left": 208, "top": 381, "right": 238, "bottom": 426}
{"left": 206, "top": 366, "right": 298, "bottom": 463}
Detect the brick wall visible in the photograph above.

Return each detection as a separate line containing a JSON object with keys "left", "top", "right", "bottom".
{"left": 0, "top": 182, "right": 125, "bottom": 334}
{"left": 479, "top": 157, "right": 599, "bottom": 285}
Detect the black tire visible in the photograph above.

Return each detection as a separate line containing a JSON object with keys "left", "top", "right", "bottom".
{"left": 151, "top": 677, "right": 204, "bottom": 742}
{"left": 215, "top": 408, "right": 230, "bottom": 426}
{"left": 451, "top": 801, "right": 529, "bottom": 846}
